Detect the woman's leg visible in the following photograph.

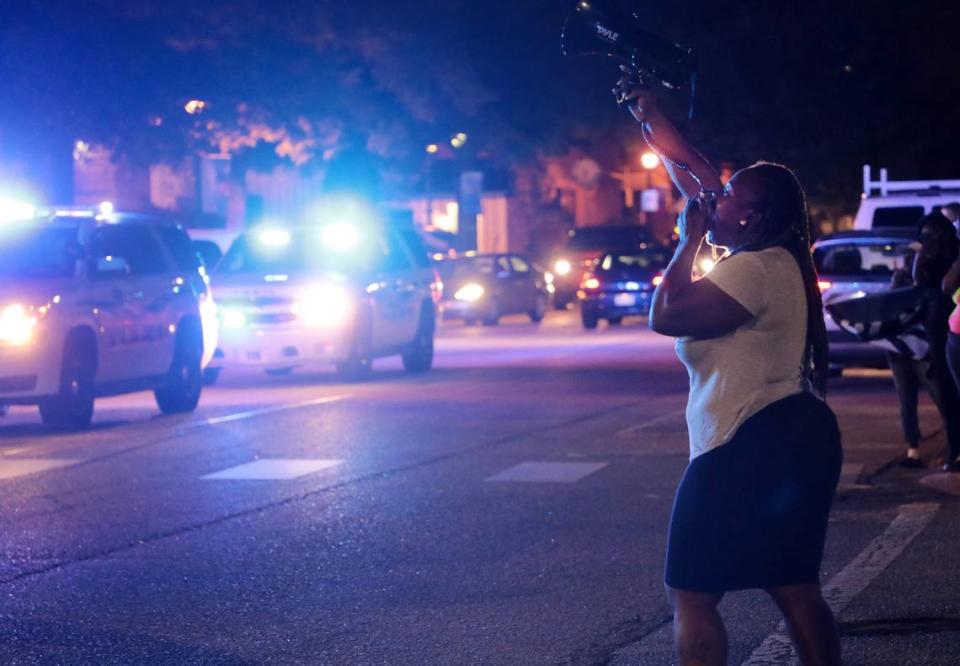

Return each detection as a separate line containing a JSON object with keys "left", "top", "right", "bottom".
{"left": 667, "top": 587, "right": 727, "bottom": 666}
{"left": 765, "top": 584, "right": 841, "bottom": 666}
{"left": 886, "top": 352, "right": 922, "bottom": 448}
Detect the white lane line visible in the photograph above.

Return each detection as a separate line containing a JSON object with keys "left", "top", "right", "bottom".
{"left": 920, "top": 473, "right": 960, "bottom": 497}
{"left": 0, "top": 458, "right": 81, "bottom": 480}
{"left": 614, "top": 409, "right": 686, "bottom": 438}
{"left": 202, "top": 458, "right": 343, "bottom": 480}
{"left": 741, "top": 502, "right": 940, "bottom": 666}
{"left": 187, "top": 395, "right": 347, "bottom": 428}
{"left": 486, "top": 461, "right": 608, "bottom": 483}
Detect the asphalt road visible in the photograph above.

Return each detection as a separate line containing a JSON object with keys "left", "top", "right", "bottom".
{"left": 0, "top": 310, "right": 958, "bottom": 665}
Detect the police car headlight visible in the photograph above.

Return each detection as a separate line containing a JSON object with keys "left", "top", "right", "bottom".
{"left": 220, "top": 307, "right": 248, "bottom": 330}
{"left": 454, "top": 283, "right": 485, "bottom": 302}
{"left": 293, "top": 284, "right": 352, "bottom": 327}
{"left": 554, "top": 260, "right": 572, "bottom": 276}
{"left": 0, "top": 304, "right": 38, "bottom": 347}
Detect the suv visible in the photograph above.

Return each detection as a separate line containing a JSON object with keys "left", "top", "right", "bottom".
{"left": 853, "top": 165, "right": 960, "bottom": 231}
{"left": 549, "top": 224, "right": 651, "bottom": 309}
{"left": 0, "top": 206, "right": 216, "bottom": 429}
{"left": 208, "top": 218, "right": 436, "bottom": 380}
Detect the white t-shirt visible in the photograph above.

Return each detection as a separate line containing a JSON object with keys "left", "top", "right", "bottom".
{"left": 675, "top": 246, "right": 809, "bottom": 460}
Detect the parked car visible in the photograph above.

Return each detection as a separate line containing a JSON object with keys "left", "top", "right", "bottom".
{"left": 550, "top": 224, "right": 652, "bottom": 309}
{"left": 578, "top": 248, "right": 669, "bottom": 329}
{"left": 208, "top": 219, "right": 436, "bottom": 381}
{"left": 0, "top": 205, "right": 214, "bottom": 429}
{"left": 813, "top": 230, "right": 919, "bottom": 369}
{"left": 437, "top": 253, "right": 551, "bottom": 326}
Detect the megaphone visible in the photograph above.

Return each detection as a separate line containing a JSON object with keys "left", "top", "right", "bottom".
{"left": 561, "top": 0, "right": 695, "bottom": 92}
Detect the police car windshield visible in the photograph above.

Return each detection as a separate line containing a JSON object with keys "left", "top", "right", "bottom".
{"left": 217, "top": 233, "right": 361, "bottom": 276}
{"left": 0, "top": 226, "right": 79, "bottom": 279}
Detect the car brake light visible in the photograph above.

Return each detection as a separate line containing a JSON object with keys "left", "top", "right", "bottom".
{"left": 581, "top": 273, "right": 600, "bottom": 290}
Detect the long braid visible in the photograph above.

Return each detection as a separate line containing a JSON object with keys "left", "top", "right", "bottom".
{"left": 736, "top": 163, "right": 830, "bottom": 396}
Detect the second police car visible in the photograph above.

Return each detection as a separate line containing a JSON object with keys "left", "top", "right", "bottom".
{"left": 207, "top": 208, "right": 437, "bottom": 381}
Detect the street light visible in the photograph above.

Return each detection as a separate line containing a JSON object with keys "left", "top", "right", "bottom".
{"left": 640, "top": 151, "right": 660, "bottom": 170}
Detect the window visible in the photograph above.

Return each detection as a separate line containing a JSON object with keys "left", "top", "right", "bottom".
{"left": 509, "top": 256, "right": 530, "bottom": 273}
{"left": 496, "top": 256, "right": 512, "bottom": 274}
{"left": 91, "top": 225, "right": 168, "bottom": 276}
{"left": 155, "top": 226, "right": 201, "bottom": 272}
{"left": 872, "top": 207, "right": 924, "bottom": 229}
{"left": 0, "top": 226, "right": 80, "bottom": 279}
{"left": 814, "top": 242, "right": 909, "bottom": 277}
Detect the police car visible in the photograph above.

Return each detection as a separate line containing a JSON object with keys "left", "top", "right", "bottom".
{"left": 0, "top": 201, "right": 217, "bottom": 429}
{"left": 208, "top": 214, "right": 436, "bottom": 380}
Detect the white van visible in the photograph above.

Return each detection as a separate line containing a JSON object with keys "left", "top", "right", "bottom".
{"left": 853, "top": 165, "right": 960, "bottom": 231}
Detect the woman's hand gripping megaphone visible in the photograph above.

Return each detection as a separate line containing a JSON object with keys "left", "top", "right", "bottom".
{"left": 613, "top": 65, "right": 656, "bottom": 124}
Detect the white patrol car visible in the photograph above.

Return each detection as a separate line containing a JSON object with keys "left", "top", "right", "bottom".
{"left": 0, "top": 202, "right": 218, "bottom": 429}
{"left": 207, "top": 218, "right": 436, "bottom": 381}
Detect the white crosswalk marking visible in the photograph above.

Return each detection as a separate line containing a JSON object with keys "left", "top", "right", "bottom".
{"left": 202, "top": 459, "right": 343, "bottom": 480}
{"left": 0, "top": 458, "right": 80, "bottom": 480}
{"left": 486, "top": 461, "right": 608, "bottom": 483}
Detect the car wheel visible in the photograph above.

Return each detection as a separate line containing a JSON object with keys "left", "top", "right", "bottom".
{"left": 482, "top": 302, "right": 500, "bottom": 326}
{"left": 155, "top": 323, "right": 203, "bottom": 415}
{"left": 402, "top": 305, "right": 435, "bottom": 373}
{"left": 202, "top": 367, "right": 222, "bottom": 386}
{"left": 336, "top": 312, "right": 373, "bottom": 381}
{"left": 529, "top": 295, "right": 547, "bottom": 323}
{"left": 608, "top": 317, "right": 623, "bottom": 326}
{"left": 39, "top": 333, "right": 96, "bottom": 431}
{"left": 581, "top": 311, "right": 598, "bottom": 330}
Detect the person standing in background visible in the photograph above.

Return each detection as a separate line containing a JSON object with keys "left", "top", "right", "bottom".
{"left": 940, "top": 202, "right": 959, "bottom": 235}
{"left": 943, "top": 250, "right": 960, "bottom": 428}
{"left": 913, "top": 212, "right": 960, "bottom": 471}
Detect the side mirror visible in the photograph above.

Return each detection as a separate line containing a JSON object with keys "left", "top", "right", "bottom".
{"left": 92, "top": 255, "right": 130, "bottom": 278}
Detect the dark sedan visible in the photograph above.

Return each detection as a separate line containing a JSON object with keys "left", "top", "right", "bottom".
{"left": 438, "top": 253, "right": 551, "bottom": 326}
{"left": 578, "top": 250, "right": 667, "bottom": 329}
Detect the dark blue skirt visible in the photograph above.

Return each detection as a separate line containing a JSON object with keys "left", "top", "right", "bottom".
{"left": 665, "top": 392, "right": 843, "bottom": 593}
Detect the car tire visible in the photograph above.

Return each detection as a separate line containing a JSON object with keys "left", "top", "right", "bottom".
{"left": 39, "top": 332, "right": 96, "bottom": 431}
{"left": 529, "top": 295, "right": 547, "bottom": 323}
{"left": 402, "top": 305, "right": 435, "bottom": 373}
{"left": 482, "top": 302, "right": 500, "bottom": 326}
{"left": 202, "top": 367, "right": 222, "bottom": 386}
{"left": 155, "top": 323, "right": 203, "bottom": 415}
{"left": 581, "top": 311, "right": 599, "bottom": 330}
{"left": 336, "top": 311, "right": 373, "bottom": 381}
{"left": 608, "top": 317, "right": 623, "bottom": 326}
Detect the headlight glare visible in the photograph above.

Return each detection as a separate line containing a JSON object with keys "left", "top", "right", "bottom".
{"left": 294, "top": 284, "right": 352, "bottom": 327}
{"left": 220, "top": 307, "right": 248, "bottom": 329}
{"left": 454, "top": 284, "right": 485, "bottom": 302}
{"left": 554, "top": 260, "right": 572, "bottom": 276}
{"left": 0, "top": 304, "right": 38, "bottom": 347}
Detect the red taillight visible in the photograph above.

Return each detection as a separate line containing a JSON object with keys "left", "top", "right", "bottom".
{"left": 581, "top": 272, "right": 600, "bottom": 290}
{"left": 818, "top": 280, "right": 832, "bottom": 292}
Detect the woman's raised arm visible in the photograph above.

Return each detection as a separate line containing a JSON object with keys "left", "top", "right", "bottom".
{"left": 614, "top": 67, "right": 722, "bottom": 198}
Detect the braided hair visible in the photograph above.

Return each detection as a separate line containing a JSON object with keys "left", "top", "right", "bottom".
{"left": 734, "top": 162, "right": 829, "bottom": 396}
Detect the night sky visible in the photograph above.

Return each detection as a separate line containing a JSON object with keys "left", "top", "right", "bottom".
{"left": 0, "top": 0, "right": 957, "bottom": 207}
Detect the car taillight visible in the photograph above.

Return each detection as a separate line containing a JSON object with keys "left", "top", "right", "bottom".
{"left": 818, "top": 280, "right": 832, "bottom": 292}
{"left": 431, "top": 269, "right": 444, "bottom": 303}
{"left": 652, "top": 273, "right": 664, "bottom": 287}
{"left": 581, "top": 273, "right": 601, "bottom": 290}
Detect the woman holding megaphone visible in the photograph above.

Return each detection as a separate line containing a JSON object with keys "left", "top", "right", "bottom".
{"left": 614, "top": 69, "right": 842, "bottom": 666}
